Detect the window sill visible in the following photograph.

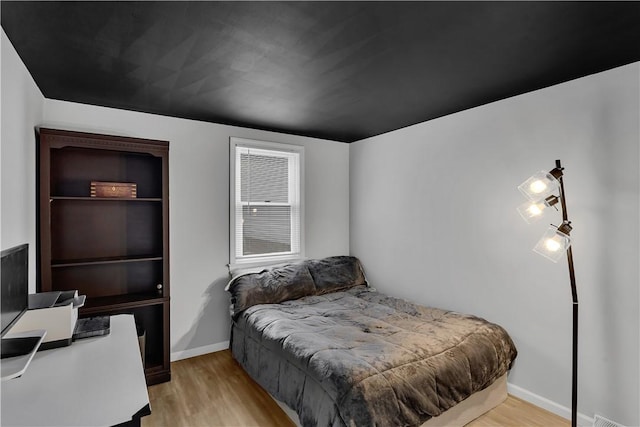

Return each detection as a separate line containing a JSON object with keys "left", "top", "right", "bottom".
{"left": 228, "top": 256, "right": 305, "bottom": 275}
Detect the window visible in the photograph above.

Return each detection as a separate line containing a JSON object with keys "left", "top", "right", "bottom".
{"left": 229, "top": 137, "right": 304, "bottom": 267}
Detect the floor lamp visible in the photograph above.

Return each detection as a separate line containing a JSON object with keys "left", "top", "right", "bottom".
{"left": 517, "top": 159, "right": 578, "bottom": 427}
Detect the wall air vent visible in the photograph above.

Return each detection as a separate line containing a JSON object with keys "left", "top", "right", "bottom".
{"left": 593, "top": 414, "right": 624, "bottom": 427}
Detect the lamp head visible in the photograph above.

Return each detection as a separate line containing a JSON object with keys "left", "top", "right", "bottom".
{"left": 518, "top": 167, "right": 563, "bottom": 201}
{"left": 517, "top": 195, "right": 559, "bottom": 224}
{"left": 533, "top": 222, "right": 572, "bottom": 262}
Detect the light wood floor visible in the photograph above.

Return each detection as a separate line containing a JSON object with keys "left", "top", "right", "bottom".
{"left": 142, "top": 350, "right": 569, "bottom": 427}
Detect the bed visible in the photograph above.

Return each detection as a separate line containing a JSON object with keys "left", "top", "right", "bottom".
{"left": 226, "top": 256, "right": 517, "bottom": 427}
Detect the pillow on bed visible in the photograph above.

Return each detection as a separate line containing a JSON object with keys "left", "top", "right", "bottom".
{"left": 305, "top": 256, "right": 367, "bottom": 295}
{"left": 226, "top": 262, "right": 316, "bottom": 316}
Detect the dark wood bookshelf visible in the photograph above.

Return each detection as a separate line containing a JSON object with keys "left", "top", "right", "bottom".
{"left": 37, "top": 127, "right": 170, "bottom": 385}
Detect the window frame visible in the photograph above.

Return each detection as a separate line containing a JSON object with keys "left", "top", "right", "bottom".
{"left": 229, "top": 137, "right": 305, "bottom": 269}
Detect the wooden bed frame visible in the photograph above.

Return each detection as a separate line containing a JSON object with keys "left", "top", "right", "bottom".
{"left": 272, "top": 373, "right": 508, "bottom": 427}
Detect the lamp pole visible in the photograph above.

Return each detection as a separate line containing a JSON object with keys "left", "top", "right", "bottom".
{"left": 556, "top": 159, "right": 578, "bottom": 427}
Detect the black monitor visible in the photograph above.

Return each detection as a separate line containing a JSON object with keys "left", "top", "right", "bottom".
{"left": 1, "top": 243, "right": 29, "bottom": 337}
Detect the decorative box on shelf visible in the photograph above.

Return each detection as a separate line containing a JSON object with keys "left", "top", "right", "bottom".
{"left": 90, "top": 181, "right": 137, "bottom": 198}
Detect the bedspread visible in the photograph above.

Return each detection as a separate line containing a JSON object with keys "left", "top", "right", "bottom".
{"left": 231, "top": 285, "right": 517, "bottom": 427}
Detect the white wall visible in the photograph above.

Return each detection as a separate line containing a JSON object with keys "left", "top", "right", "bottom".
{"left": 350, "top": 63, "right": 639, "bottom": 426}
{"left": 41, "top": 99, "right": 350, "bottom": 357}
{"left": 1, "top": 30, "right": 45, "bottom": 291}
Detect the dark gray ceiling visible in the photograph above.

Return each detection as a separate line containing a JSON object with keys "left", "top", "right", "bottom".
{"left": 2, "top": 1, "right": 639, "bottom": 142}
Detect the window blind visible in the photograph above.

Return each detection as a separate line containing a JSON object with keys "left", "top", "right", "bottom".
{"left": 233, "top": 144, "right": 302, "bottom": 263}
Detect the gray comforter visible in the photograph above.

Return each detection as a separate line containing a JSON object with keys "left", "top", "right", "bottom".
{"left": 231, "top": 285, "right": 517, "bottom": 427}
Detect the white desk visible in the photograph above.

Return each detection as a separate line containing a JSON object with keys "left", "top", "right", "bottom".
{"left": 1, "top": 315, "right": 150, "bottom": 426}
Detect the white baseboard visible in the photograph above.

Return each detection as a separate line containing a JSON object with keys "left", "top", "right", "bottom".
{"left": 170, "top": 340, "right": 229, "bottom": 362}
{"left": 507, "top": 382, "right": 593, "bottom": 427}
